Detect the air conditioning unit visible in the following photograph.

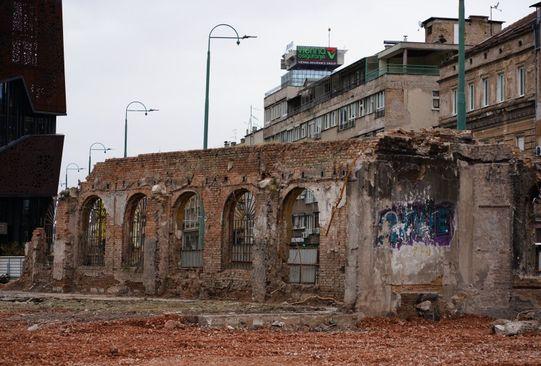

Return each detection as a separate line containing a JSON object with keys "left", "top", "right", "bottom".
{"left": 536, "top": 146, "right": 541, "bottom": 157}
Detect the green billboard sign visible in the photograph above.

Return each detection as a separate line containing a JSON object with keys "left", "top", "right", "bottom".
{"left": 296, "top": 46, "right": 338, "bottom": 66}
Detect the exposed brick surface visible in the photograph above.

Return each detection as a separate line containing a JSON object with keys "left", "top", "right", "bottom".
{"left": 36, "top": 130, "right": 538, "bottom": 316}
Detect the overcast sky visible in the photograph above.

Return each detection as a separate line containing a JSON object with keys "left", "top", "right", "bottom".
{"left": 59, "top": 0, "right": 537, "bottom": 187}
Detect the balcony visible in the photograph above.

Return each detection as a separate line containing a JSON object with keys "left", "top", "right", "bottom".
{"left": 366, "top": 64, "right": 440, "bottom": 82}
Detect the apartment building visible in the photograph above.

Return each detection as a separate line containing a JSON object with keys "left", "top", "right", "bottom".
{"left": 243, "top": 16, "right": 502, "bottom": 146}
{"left": 439, "top": 6, "right": 539, "bottom": 154}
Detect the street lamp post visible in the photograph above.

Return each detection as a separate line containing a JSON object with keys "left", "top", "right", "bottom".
{"left": 88, "top": 142, "right": 112, "bottom": 173}
{"left": 457, "top": 0, "right": 466, "bottom": 130}
{"left": 124, "top": 101, "right": 158, "bottom": 158}
{"left": 203, "top": 24, "right": 256, "bottom": 149}
{"left": 65, "top": 163, "right": 84, "bottom": 189}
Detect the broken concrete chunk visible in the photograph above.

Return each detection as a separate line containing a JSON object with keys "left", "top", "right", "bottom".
{"left": 27, "top": 324, "right": 39, "bottom": 332}
{"left": 492, "top": 320, "right": 539, "bottom": 336}
{"left": 415, "top": 300, "right": 432, "bottom": 312}
{"left": 271, "top": 320, "right": 285, "bottom": 328}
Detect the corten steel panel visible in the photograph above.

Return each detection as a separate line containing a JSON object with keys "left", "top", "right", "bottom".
{"left": 0, "top": 0, "right": 66, "bottom": 115}
{"left": 0, "top": 134, "right": 64, "bottom": 197}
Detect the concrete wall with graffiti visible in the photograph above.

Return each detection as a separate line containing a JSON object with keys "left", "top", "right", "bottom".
{"left": 376, "top": 201, "right": 455, "bottom": 249}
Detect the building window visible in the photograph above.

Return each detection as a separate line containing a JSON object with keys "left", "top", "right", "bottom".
{"left": 347, "top": 103, "right": 356, "bottom": 121}
{"left": 497, "top": 73, "right": 505, "bottom": 102}
{"left": 176, "top": 194, "right": 203, "bottom": 268}
{"left": 432, "top": 90, "right": 440, "bottom": 110}
{"left": 125, "top": 195, "right": 147, "bottom": 268}
{"left": 452, "top": 88, "right": 457, "bottom": 116}
{"left": 482, "top": 78, "right": 489, "bottom": 107}
{"left": 300, "top": 123, "right": 307, "bottom": 138}
{"left": 367, "top": 95, "right": 375, "bottom": 114}
{"left": 468, "top": 83, "right": 475, "bottom": 111}
{"left": 329, "top": 111, "right": 337, "bottom": 127}
{"left": 359, "top": 99, "right": 365, "bottom": 116}
{"left": 286, "top": 188, "right": 320, "bottom": 284}
{"left": 338, "top": 106, "right": 348, "bottom": 128}
{"left": 518, "top": 66, "right": 526, "bottom": 97}
{"left": 81, "top": 197, "right": 107, "bottom": 266}
{"left": 516, "top": 136, "right": 525, "bottom": 151}
{"left": 376, "top": 91, "right": 385, "bottom": 110}
{"left": 269, "top": 101, "right": 287, "bottom": 121}
{"left": 228, "top": 191, "right": 255, "bottom": 267}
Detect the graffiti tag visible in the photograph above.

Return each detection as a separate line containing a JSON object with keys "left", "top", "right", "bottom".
{"left": 376, "top": 201, "right": 454, "bottom": 249}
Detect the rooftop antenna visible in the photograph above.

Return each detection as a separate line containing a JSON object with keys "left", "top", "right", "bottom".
{"left": 328, "top": 27, "right": 331, "bottom": 47}
{"left": 490, "top": 2, "right": 502, "bottom": 35}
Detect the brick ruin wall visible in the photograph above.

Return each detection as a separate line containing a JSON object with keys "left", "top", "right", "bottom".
{"left": 21, "top": 130, "right": 541, "bottom": 317}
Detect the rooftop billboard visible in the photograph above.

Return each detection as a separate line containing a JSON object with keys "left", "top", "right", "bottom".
{"left": 296, "top": 46, "right": 338, "bottom": 66}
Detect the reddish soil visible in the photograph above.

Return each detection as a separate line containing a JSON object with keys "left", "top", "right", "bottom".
{"left": 1, "top": 311, "right": 541, "bottom": 366}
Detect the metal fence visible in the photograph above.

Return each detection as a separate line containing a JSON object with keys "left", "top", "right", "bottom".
{"left": 0, "top": 256, "right": 24, "bottom": 278}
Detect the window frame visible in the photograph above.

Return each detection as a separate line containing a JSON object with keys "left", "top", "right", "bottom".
{"left": 518, "top": 66, "right": 526, "bottom": 97}
{"left": 496, "top": 72, "right": 505, "bottom": 103}
{"left": 482, "top": 77, "right": 489, "bottom": 107}
{"left": 468, "top": 83, "right": 475, "bottom": 111}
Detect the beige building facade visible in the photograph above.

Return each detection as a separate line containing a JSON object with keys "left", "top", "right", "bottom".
{"left": 244, "top": 16, "right": 502, "bottom": 146}
{"left": 439, "top": 9, "right": 539, "bottom": 154}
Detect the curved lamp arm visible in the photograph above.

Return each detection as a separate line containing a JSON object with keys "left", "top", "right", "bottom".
{"left": 89, "top": 142, "right": 109, "bottom": 154}
{"left": 208, "top": 23, "right": 241, "bottom": 49}
{"left": 125, "top": 101, "right": 149, "bottom": 118}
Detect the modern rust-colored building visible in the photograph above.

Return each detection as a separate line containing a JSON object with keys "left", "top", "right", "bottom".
{"left": 0, "top": 0, "right": 66, "bottom": 253}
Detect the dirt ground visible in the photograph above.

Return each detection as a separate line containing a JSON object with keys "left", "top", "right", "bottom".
{"left": 0, "top": 297, "right": 540, "bottom": 366}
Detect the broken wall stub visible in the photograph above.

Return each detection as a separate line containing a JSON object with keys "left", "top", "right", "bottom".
{"left": 346, "top": 132, "right": 538, "bottom": 317}
{"left": 41, "top": 130, "right": 538, "bottom": 317}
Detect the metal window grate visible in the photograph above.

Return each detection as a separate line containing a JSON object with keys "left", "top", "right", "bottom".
{"left": 180, "top": 195, "right": 203, "bottom": 268}
{"left": 127, "top": 196, "right": 147, "bottom": 267}
{"left": 82, "top": 199, "right": 106, "bottom": 266}
{"left": 231, "top": 191, "right": 255, "bottom": 266}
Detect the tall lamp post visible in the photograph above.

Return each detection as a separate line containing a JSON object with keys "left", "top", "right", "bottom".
{"left": 65, "top": 163, "right": 84, "bottom": 189}
{"left": 124, "top": 101, "right": 158, "bottom": 158}
{"left": 203, "top": 24, "right": 256, "bottom": 149}
{"left": 457, "top": 0, "right": 466, "bottom": 130}
{"left": 88, "top": 142, "right": 112, "bottom": 173}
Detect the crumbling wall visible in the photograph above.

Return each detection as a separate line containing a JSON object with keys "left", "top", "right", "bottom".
{"left": 40, "top": 130, "right": 537, "bottom": 316}
{"left": 346, "top": 130, "right": 533, "bottom": 317}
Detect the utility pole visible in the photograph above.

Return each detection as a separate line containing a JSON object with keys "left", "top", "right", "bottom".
{"left": 457, "top": 0, "right": 466, "bottom": 130}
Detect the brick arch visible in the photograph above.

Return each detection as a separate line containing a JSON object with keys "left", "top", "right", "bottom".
{"left": 123, "top": 192, "right": 148, "bottom": 269}
{"left": 172, "top": 191, "right": 204, "bottom": 269}
{"left": 280, "top": 187, "right": 321, "bottom": 285}
{"left": 222, "top": 188, "right": 256, "bottom": 269}
{"left": 79, "top": 195, "right": 107, "bottom": 266}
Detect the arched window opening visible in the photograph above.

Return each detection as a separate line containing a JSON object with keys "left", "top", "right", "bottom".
{"left": 82, "top": 198, "right": 107, "bottom": 266}
{"left": 176, "top": 194, "right": 204, "bottom": 268}
{"left": 287, "top": 188, "right": 320, "bottom": 284}
{"left": 230, "top": 191, "right": 255, "bottom": 266}
{"left": 126, "top": 196, "right": 147, "bottom": 267}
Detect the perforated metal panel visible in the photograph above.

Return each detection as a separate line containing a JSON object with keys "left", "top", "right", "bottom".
{"left": 0, "top": 0, "right": 66, "bottom": 114}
